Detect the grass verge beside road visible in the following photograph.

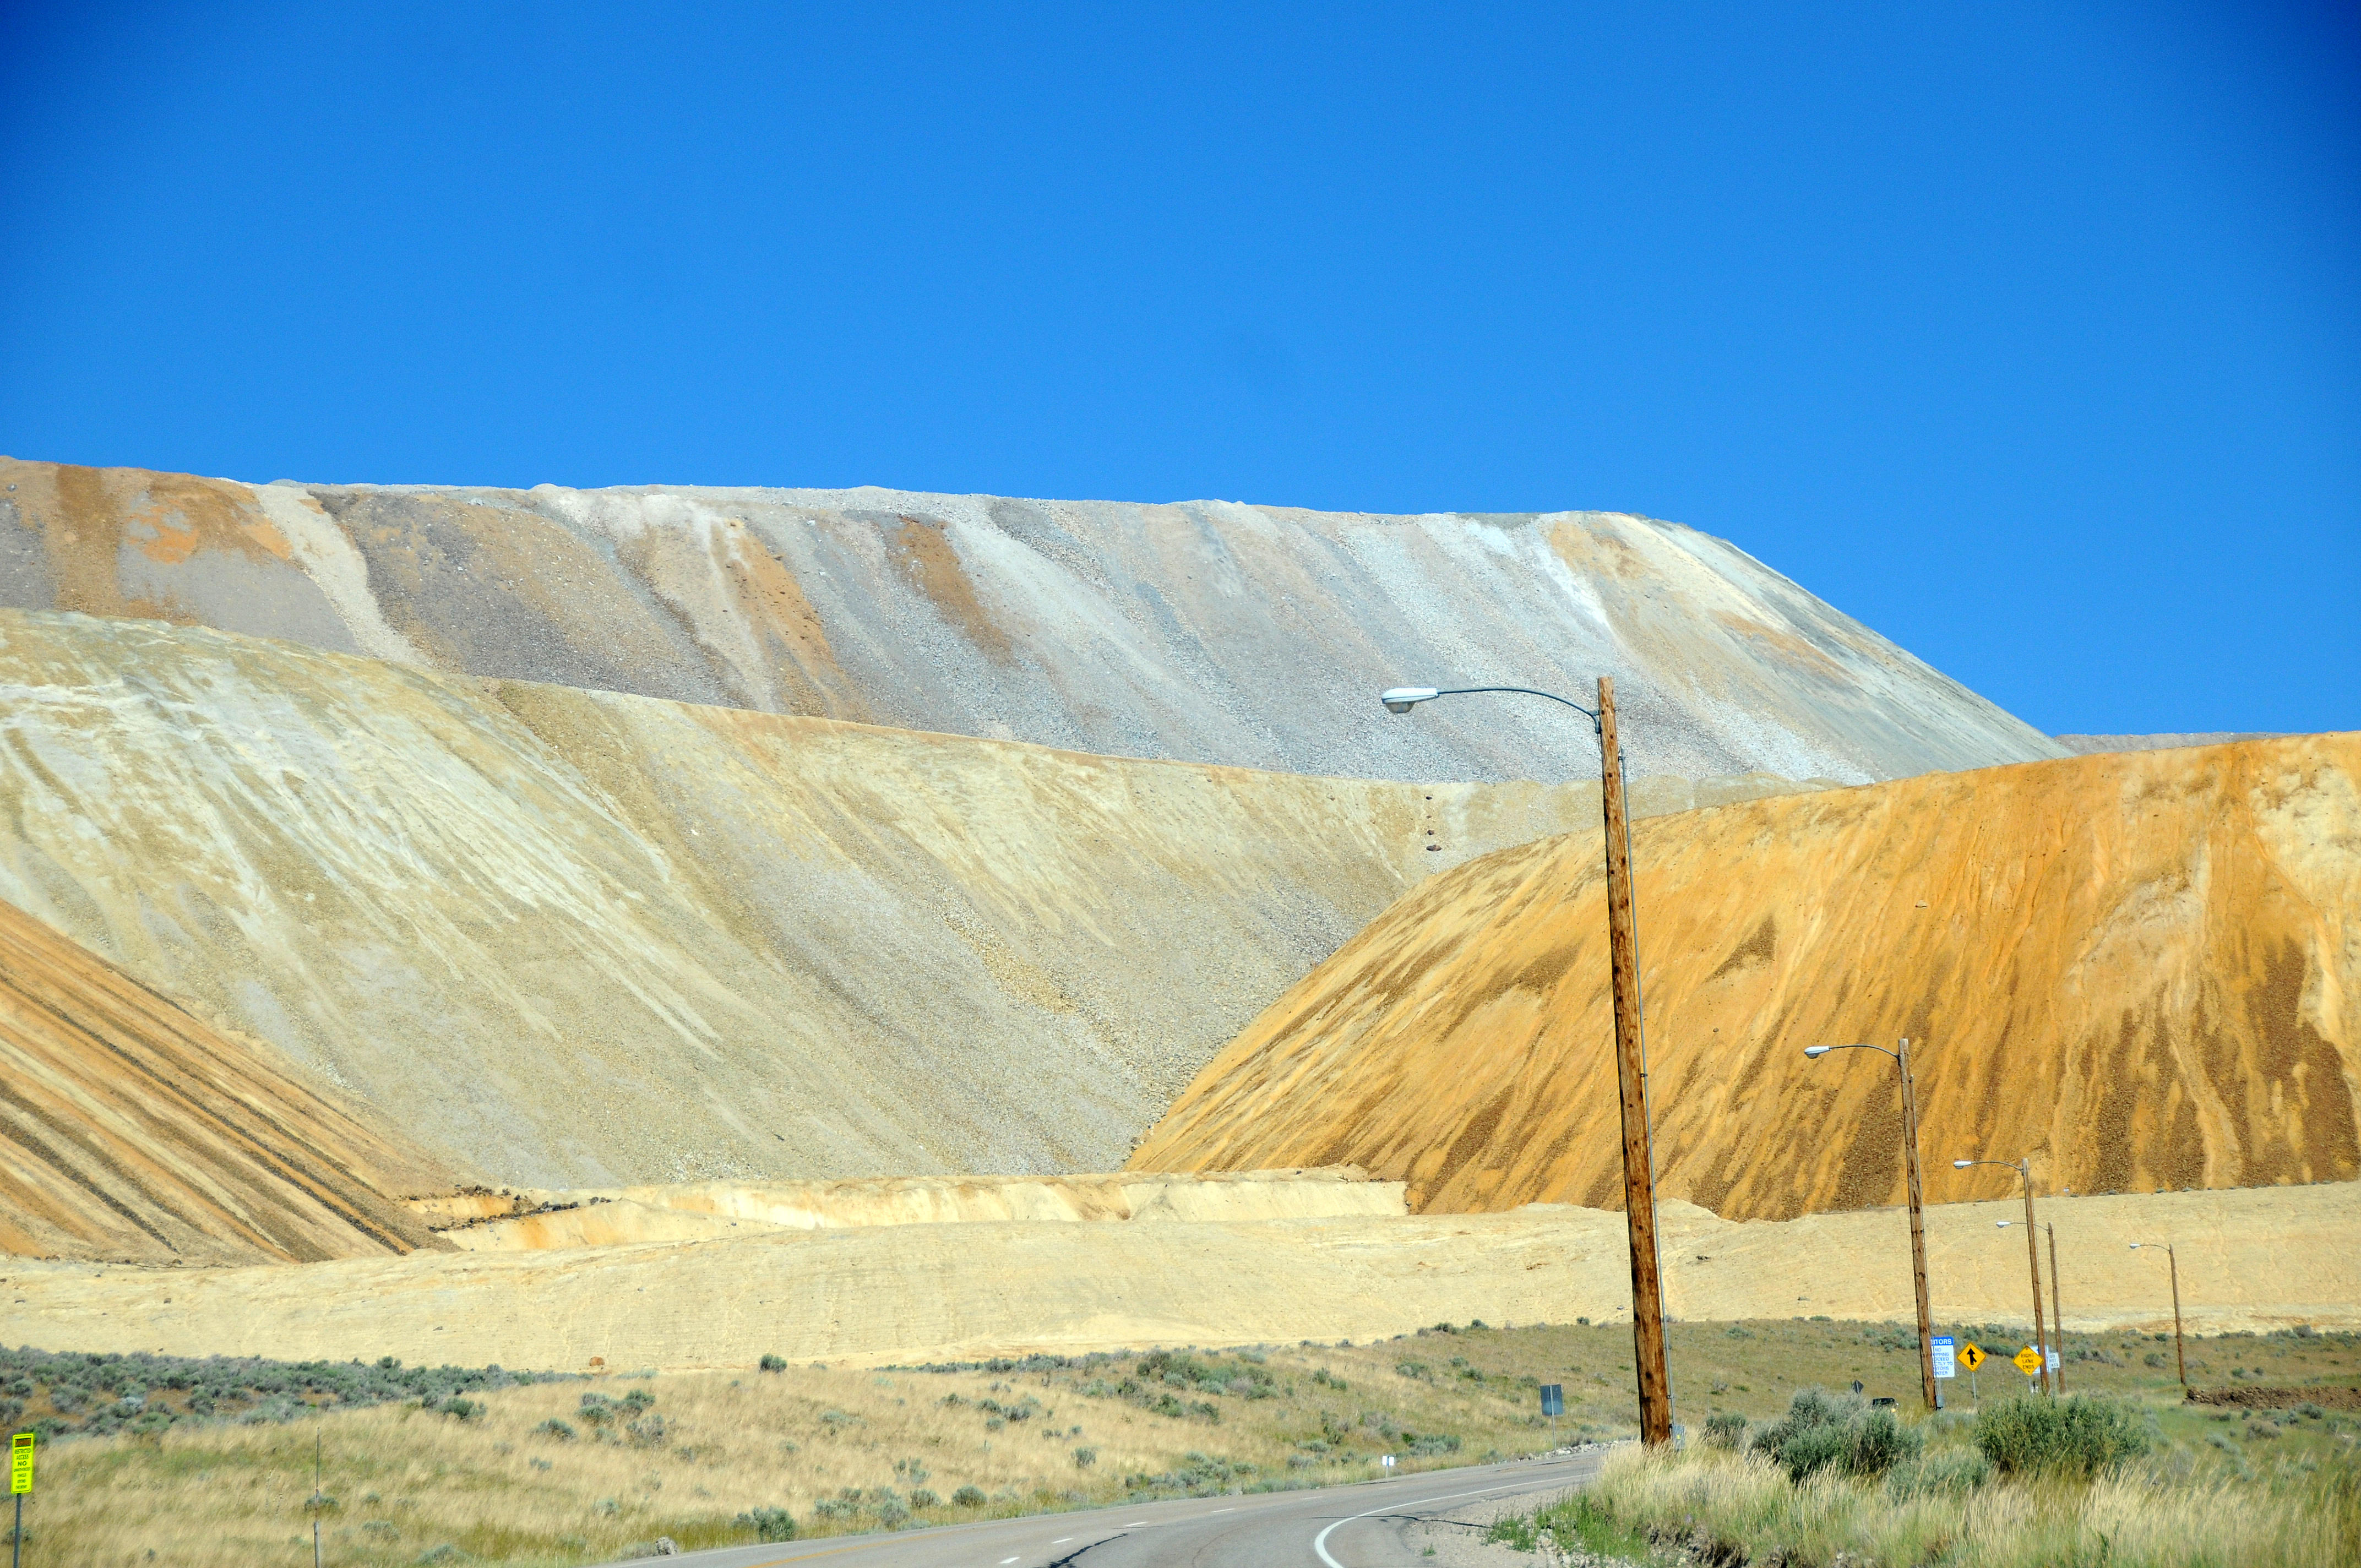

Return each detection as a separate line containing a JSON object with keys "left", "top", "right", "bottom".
{"left": 1489, "top": 1368, "right": 2361, "bottom": 1566}
{"left": 10, "top": 1317, "right": 2357, "bottom": 1565}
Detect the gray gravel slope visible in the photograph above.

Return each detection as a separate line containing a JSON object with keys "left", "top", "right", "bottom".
{"left": 0, "top": 459, "right": 2061, "bottom": 785}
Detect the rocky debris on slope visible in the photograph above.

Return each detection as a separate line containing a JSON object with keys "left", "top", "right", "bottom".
{"left": 2, "top": 1185, "right": 2348, "bottom": 1371}
{"left": 0, "top": 457, "right": 2062, "bottom": 785}
{"left": 2054, "top": 732, "right": 2282, "bottom": 754}
{"left": 1130, "top": 735, "right": 2361, "bottom": 1219}
{"left": 0, "top": 610, "right": 1821, "bottom": 1191}
{"left": 0, "top": 896, "right": 455, "bottom": 1265}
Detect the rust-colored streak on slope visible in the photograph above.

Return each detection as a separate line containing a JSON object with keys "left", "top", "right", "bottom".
{"left": 888, "top": 514, "right": 1013, "bottom": 663}
{"left": 0, "top": 898, "right": 454, "bottom": 1264}
{"left": 1, "top": 457, "right": 2065, "bottom": 785}
{"left": 1, "top": 462, "right": 310, "bottom": 628}
{"left": 1131, "top": 737, "right": 2361, "bottom": 1219}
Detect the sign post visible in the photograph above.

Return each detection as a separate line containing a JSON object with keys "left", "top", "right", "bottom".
{"left": 1959, "top": 1342, "right": 1985, "bottom": 1406}
{"left": 1930, "top": 1335, "right": 1956, "bottom": 1408}
{"left": 9, "top": 1431, "right": 32, "bottom": 1568}
{"left": 1540, "top": 1384, "right": 1564, "bottom": 1449}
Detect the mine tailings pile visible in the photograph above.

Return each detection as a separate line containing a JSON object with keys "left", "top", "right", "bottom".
{"left": 1131, "top": 734, "right": 2361, "bottom": 1219}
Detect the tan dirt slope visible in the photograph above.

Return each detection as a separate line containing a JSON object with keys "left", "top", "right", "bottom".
{"left": 0, "top": 456, "right": 2063, "bottom": 785}
{"left": 0, "top": 610, "right": 1814, "bottom": 1188}
{"left": 1130, "top": 736, "right": 2361, "bottom": 1219}
{"left": 0, "top": 896, "right": 451, "bottom": 1265}
{"left": 1, "top": 1184, "right": 2348, "bottom": 1370}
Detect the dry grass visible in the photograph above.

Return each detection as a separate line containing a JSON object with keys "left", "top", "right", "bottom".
{"left": 21, "top": 1335, "right": 1570, "bottom": 1566}
{"left": 26, "top": 1317, "right": 2359, "bottom": 1565}
{"left": 1539, "top": 1414, "right": 2361, "bottom": 1567}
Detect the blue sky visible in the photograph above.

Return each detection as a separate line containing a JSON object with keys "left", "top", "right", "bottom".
{"left": 2, "top": 2, "right": 2354, "bottom": 737}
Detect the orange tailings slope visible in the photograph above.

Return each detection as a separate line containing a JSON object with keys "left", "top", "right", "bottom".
{"left": 1130, "top": 735, "right": 2359, "bottom": 1220}
{"left": 0, "top": 899, "right": 455, "bottom": 1264}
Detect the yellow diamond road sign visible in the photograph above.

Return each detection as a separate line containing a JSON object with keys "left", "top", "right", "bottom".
{"left": 1959, "top": 1342, "right": 1985, "bottom": 1371}
{"left": 9, "top": 1431, "right": 31, "bottom": 1495}
{"left": 2013, "top": 1345, "right": 2046, "bottom": 1376}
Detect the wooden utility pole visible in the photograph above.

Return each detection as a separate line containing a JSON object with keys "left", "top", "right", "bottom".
{"left": 2021, "top": 1169, "right": 2050, "bottom": 1397}
{"left": 2167, "top": 1244, "right": 2186, "bottom": 1389}
{"left": 1896, "top": 1038, "right": 1937, "bottom": 1411}
{"left": 1596, "top": 676, "right": 1673, "bottom": 1446}
{"left": 2047, "top": 1223, "right": 2066, "bottom": 1394}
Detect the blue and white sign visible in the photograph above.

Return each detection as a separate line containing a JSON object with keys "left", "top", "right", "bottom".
{"left": 1931, "top": 1335, "right": 1957, "bottom": 1379}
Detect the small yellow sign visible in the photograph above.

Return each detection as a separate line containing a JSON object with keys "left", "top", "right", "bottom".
{"left": 2013, "top": 1346, "right": 2045, "bottom": 1376}
{"left": 1959, "top": 1342, "right": 1985, "bottom": 1371}
{"left": 8, "top": 1431, "right": 31, "bottom": 1495}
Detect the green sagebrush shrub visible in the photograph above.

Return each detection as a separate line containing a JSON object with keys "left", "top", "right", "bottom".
{"left": 1749, "top": 1388, "right": 1924, "bottom": 1481}
{"left": 735, "top": 1506, "right": 796, "bottom": 1542}
{"left": 1702, "top": 1409, "right": 1749, "bottom": 1450}
{"left": 1973, "top": 1394, "right": 2150, "bottom": 1479}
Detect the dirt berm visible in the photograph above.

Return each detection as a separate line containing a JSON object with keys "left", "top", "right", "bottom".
{"left": 414, "top": 1168, "right": 1410, "bottom": 1250}
{"left": 1, "top": 1183, "right": 2348, "bottom": 1371}
{"left": 1131, "top": 735, "right": 2361, "bottom": 1218}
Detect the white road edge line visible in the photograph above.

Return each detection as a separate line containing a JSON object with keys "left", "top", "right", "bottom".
{"left": 1310, "top": 1473, "right": 1567, "bottom": 1568}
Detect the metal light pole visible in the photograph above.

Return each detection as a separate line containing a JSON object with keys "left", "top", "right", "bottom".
{"left": 1804, "top": 1039, "right": 1936, "bottom": 1409}
{"left": 2130, "top": 1242, "right": 2187, "bottom": 1389}
{"left": 1379, "top": 678, "right": 1673, "bottom": 1446}
{"left": 2045, "top": 1222, "right": 2066, "bottom": 1393}
{"left": 1957, "top": 1156, "right": 2049, "bottom": 1396}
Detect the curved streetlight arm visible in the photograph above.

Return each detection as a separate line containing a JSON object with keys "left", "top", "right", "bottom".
{"left": 1379, "top": 684, "right": 1601, "bottom": 722}
{"left": 1804, "top": 1042, "right": 1901, "bottom": 1065}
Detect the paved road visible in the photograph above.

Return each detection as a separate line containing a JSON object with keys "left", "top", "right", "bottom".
{"left": 651, "top": 1451, "right": 1606, "bottom": 1568}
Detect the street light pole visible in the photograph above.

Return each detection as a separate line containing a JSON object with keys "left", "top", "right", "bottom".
{"left": 2131, "top": 1243, "right": 2187, "bottom": 1389}
{"left": 1378, "top": 677, "right": 1673, "bottom": 1446}
{"left": 1803, "top": 1038, "right": 1936, "bottom": 1410}
{"left": 2045, "top": 1222, "right": 2066, "bottom": 1394}
{"left": 1596, "top": 678, "right": 1674, "bottom": 1446}
{"left": 1957, "top": 1156, "right": 2050, "bottom": 1396}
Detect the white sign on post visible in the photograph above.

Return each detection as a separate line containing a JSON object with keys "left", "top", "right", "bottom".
{"left": 1930, "top": 1336, "right": 1957, "bottom": 1379}
{"left": 1380, "top": 1455, "right": 1397, "bottom": 1470}
{"left": 2046, "top": 1351, "right": 2060, "bottom": 1373}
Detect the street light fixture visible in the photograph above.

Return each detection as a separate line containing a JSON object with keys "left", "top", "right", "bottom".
{"left": 1961, "top": 1157, "right": 2050, "bottom": 1396}
{"left": 1379, "top": 684, "right": 1600, "bottom": 719}
{"left": 2130, "top": 1243, "right": 2188, "bottom": 1389}
{"left": 1378, "top": 675, "right": 1672, "bottom": 1447}
{"left": 1803, "top": 1040, "right": 1936, "bottom": 1409}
